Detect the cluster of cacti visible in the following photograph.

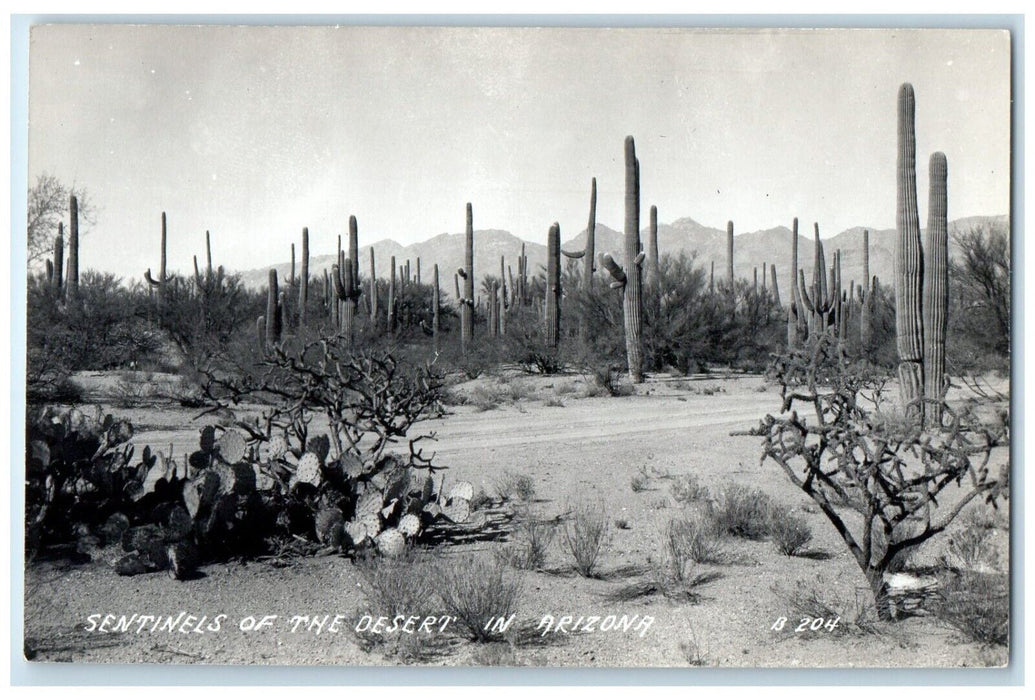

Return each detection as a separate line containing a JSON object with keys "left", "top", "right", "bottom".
{"left": 793, "top": 223, "right": 852, "bottom": 348}
{"left": 601, "top": 135, "right": 645, "bottom": 383}
{"left": 331, "top": 217, "right": 363, "bottom": 345}
{"left": 894, "top": 83, "right": 951, "bottom": 424}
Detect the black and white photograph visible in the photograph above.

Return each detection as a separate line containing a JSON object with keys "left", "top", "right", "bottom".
{"left": 19, "top": 22, "right": 1013, "bottom": 669}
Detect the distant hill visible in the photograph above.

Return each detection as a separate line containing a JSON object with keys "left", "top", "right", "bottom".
{"left": 235, "top": 215, "right": 1009, "bottom": 302}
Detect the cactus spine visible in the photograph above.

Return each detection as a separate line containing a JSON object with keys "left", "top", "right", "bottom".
{"left": 460, "top": 203, "right": 475, "bottom": 352}
{"left": 601, "top": 136, "right": 645, "bottom": 383}
{"left": 546, "top": 223, "right": 561, "bottom": 348}
{"left": 895, "top": 83, "right": 925, "bottom": 418}
{"left": 923, "top": 152, "right": 949, "bottom": 425}
{"left": 67, "top": 195, "right": 80, "bottom": 299}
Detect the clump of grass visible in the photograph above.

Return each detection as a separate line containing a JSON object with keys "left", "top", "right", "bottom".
{"left": 772, "top": 578, "right": 881, "bottom": 637}
{"left": 713, "top": 485, "right": 774, "bottom": 540}
{"left": 943, "top": 526, "right": 1000, "bottom": 572}
{"left": 563, "top": 503, "right": 611, "bottom": 578}
{"left": 670, "top": 474, "right": 709, "bottom": 505}
{"left": 497, "top": 515, "right": 556, "bottom": 571}
{"left": 353, "top": 553, "right": 441, "bottom": 659}
{"left": 667, "top": 514, "right": 728, "bottom": 565}
{"left": 434, "top": 554, "right": 523, "bottom": 642}
{"left": 630, "top": 473, "right": 650, "bottom": 492}
{"left": 680, "top": 627, "right": 708, "bottom": 666}
{"left": 494, "top": 471, "right": 536, "bottom": 503}
{"left": 614, "top": 518, "right": 631, "bottom": 530}
{"left": 767, "top": 505, "right": 813, "bottom": 556}
{"left": 935, "top": 570, "right": 1009, "bottom": 647}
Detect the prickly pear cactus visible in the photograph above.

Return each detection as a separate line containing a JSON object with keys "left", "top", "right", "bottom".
{"left": 376, "top": 528, "right": 406, "bottom": 558}
{"left": 216, "top": 429, "right": 246, "bottom": 465}
{"left": 293, "top": 452, "right": 322, "bottom": 487}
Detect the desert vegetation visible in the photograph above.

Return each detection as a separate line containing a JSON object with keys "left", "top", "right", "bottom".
{"left": 23, "top": 81, "right": 1010, "bottom": 667}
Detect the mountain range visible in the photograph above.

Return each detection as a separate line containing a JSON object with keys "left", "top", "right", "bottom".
{"left": 236, "top": 215, "right": 1008, "bottom": 302}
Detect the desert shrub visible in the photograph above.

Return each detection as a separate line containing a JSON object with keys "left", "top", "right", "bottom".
{"left": 667, "top": 514, "right": 727, "bottom": 565}
{"left": 434, "top": 554, "right": 523, "bottom": 642}
{"left": 563, "top": 502, "right": 611, "bottom": 577}
{"left": 670, "top": 474, "right": 709, "bottom": 505}
{"left": 935, "top": 570, "right": 1009, "bottom": 647}
{"left": 356, "top": 552, "right": 439, "bottom": 618}
{"left": 767, "top": 505, "right": 813, "bottom": 556}
{"left": 947, "top": 221, "right": 1010, "bottom": 372}
{"left": 773, "top": 579, "right": 882, "bottom": 637}
{"left": 494, "top": 471, "right": 536, "bottom": 503}
{"left": 713, "top": 485, "right": 774, "bottom": 540}
{"left": 630, "top": 473, "right": 650, "bottom": 492}
{"left": 943, "top": 526, "right": 1000, "bottom": 572}
{"left": 680, "top": 628, "right": 708, "bottom": 666}
{"left": 497, "top": 515, "right": 556, "bottom": 571}
{"left": 666, "top": 511, "right": 724, "bottom": 567}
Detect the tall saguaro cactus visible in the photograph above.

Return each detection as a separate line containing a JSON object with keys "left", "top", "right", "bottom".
{"left": 895, "top": 83, "right": 925, "bottom": 417}
{"left": 263, "top": 269, "right": 283, "bottom": 348}
{"left": 601, "top": 136, "right": 645, "bottom": 383}
{"left": 726, "top": 220, "right": 735, "bottom": 286}
{"left": 860, "top": 229, "right": 872, "bottom": 346}
{"left": 787, "top": 218, "right": 800, "bottom": 348}
{"left": 923, "top": 152, "right": 949, "bottom": 424}
{"left": 546, "top": 223, "right": 561, "bottom": 348}
{"left": 432, "top": 263, "right": 441, "bottom": 352}
{"left": 144, "top": 212, "right": 168, "bottom": 311}
{"left": 298, "top": 227, "right": 310, "bottom": 326}
{"left": 52, "top": 224, "right": 64, "bottom": 294}
{"left": 460, "top": 203, "right": 475, "bottom": 352}
{"left": 647, "top": 205, "right": 660, "bottom": 285}
{"left": 369, "top": 248, "right": 378, "bottom": 324}
{"left": 66, "top": 195, "right": 80, "bottom": 300}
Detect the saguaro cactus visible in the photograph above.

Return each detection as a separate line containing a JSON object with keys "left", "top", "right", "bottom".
{"left": 546, "top": 223, "right": 561, "bottom": 348}
{"left": 647, "top": 205, "right": 660, "bottom": 286}
{"left": 860, "top": 229, "right": 872, "bottom": 346}
{"left": 726, "top": 220, "right": 734, "bottom": 286}
{"left": 770, "top": 263, "right": 781, "bottom": 307}
{"left": 67, "top": 196, "right": 80, "bottom": 299}
{"left": 601, "top": 135, "right": 645, "bottom": 383}
{"left": 263, "top": 269, "right": 283, "bottom": 348}
{"left": 332, "top": 253, "right": 359, "bottom": 346}
{"left": 460, "top": 203, "right": 475, "bottom": 352}
{"left": 144, "top": 212, "right": 168, "bottom": 311}
{"left": 499, "top": 255, "right": 508, "bottom": 335}
{"left": 349, "top": 216, "right": 360, "bottom": 285}
{"left": 895, "top": 83, "right": 925, "bottom": 417}
{"left": 923, "top": 152, "right": 949, "bottom": 424}
{"left": 388, "top": 256, "right": 397, "bottom": 332}
{"left": 369, "top": 248, "right": 378, "bottom": 323}
{"left": 52, "top": 224, "right": 64, "bottom": 294}
{"left": 432, "top": 264, "right": 441, "bottom": 352}
{"left": 787, "top": 219, "right": 800, "bottom": 349}
{"left": 299, "top": 227, "right": 310, "bottom": 326}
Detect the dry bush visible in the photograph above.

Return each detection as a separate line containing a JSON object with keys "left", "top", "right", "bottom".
{"left": 767, "top": 505, "right": 813, "bottom": 556}
{"left": 773, "top": 579, "right": 882, "bottom": 637}
{"left": 630, "top": 473, "right": 650, "bottom": 492}
{"left": 713, "top": 484, "right": 774, "bottom": 540}
{"left": 943, "top": 526, "right": 1000, "bottom": 572}
{"left": 563, "top": 502, "right": 611, "bottom": 578}
{"left": 667, "top": 514, "right": 728, "bottom": 566}
{"left": 670, "top": 473, "right": 709, "bottom": 505}
{"left": 434, "top": 554, "right": 523, "bottom": 642}
{"left": 935, "top": 570, "right": 1009, "bottom": 647}
{"left": 494, "top": 471, "right": 536, "bottom": 503}
{"left": 497, "top": 515, "right": 556, "bottom": 571}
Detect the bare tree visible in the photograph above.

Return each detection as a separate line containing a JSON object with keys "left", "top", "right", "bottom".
{"left": 26, "top": 173, "right": 96, "bottom": 267}
{"left": 949, "top": 222, "right": 1010, "bottom": 359}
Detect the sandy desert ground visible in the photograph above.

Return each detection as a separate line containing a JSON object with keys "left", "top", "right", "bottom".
{"left": 22, "top": 371, "right": 1010, "bottom": 668}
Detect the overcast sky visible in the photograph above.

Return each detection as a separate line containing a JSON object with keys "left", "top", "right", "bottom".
{"left": 27, "top": 25, "right": 1011, "bottom": 280}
